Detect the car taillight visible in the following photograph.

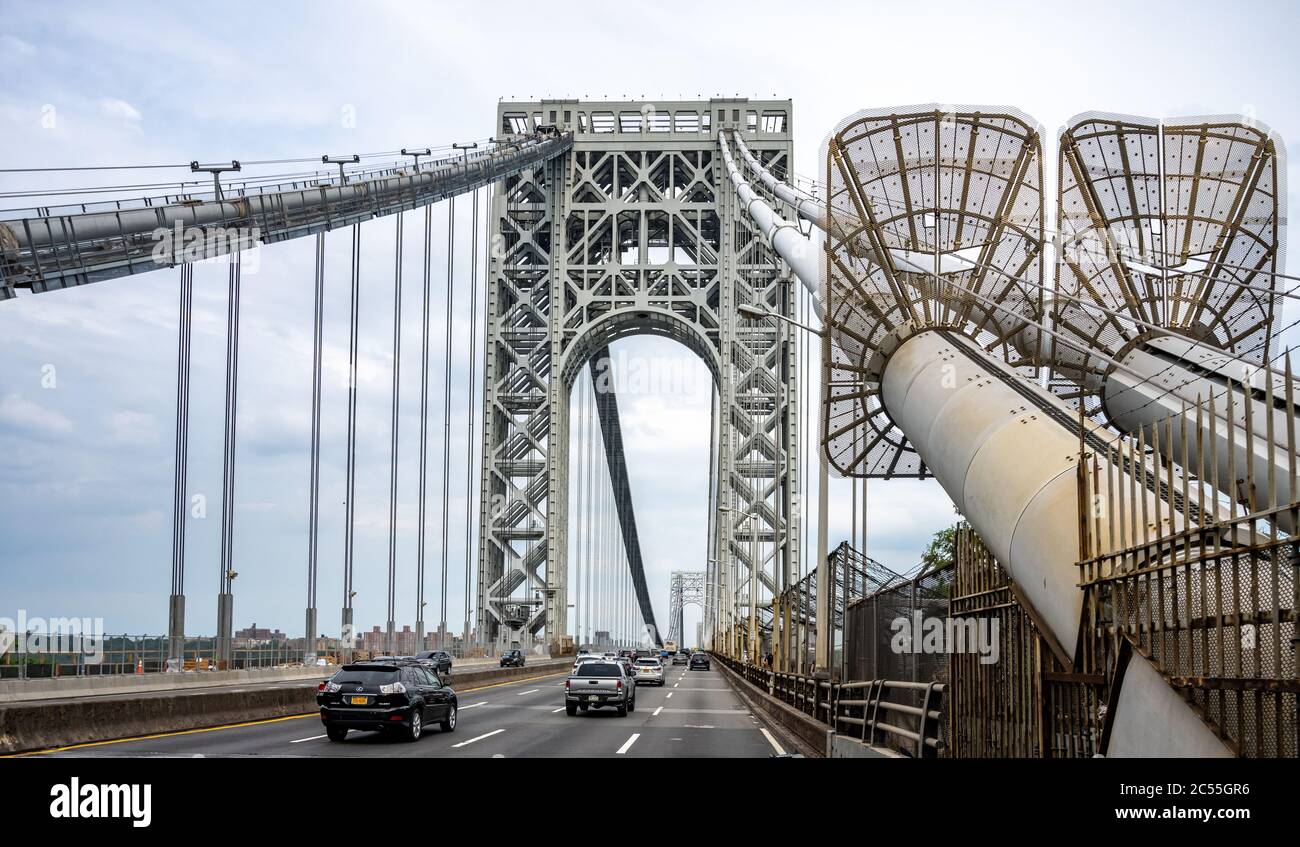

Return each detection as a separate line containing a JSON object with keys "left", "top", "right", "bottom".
{"left": 565, "top": 679, "right": 571, "bottom": 689}
{"left": 615, "top": 680, "right": 622, "bottom": 689}
{"left": 325, "top": 681, "right": 341, "bottom": 693}
{"left": 317, "top": 682, "right": 326, "bottom": 691}
{"left": 379, "top": 681, "right": 406, "bottom": 695}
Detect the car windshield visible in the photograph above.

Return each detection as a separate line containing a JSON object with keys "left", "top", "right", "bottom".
{"left": 575, "top": 663, "right": 621, "bottom": 677}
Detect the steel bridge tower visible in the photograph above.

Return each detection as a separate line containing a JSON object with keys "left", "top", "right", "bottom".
{"left": 477, "top": 99, "right": 800, "bottom": 654}
{"left": 667, "top": 571, "right": 705, "bottom": 648}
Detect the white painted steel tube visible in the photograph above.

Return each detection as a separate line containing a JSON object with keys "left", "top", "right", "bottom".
{"left": 717, "top": 132, "right": 823, "bottom": 320}
{"left": 732, "top": 133, "right": 825, "bottom": 230}
{"left": 879, "top": 328, "right": 1231, "bottom": 756}
{"left": 1104, "top": 335, "right": 1298, "bottom": 533}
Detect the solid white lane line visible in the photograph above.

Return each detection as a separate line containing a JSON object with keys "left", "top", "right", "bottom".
{"left": 290, "top": 734, "right": 327, "bottom": 743}
{"left": 551, "top": 707, "right": 565, "bottom": 713}
{"left": 666, "top": 692, "right": 673, "bottom": 699}
{"left": 616, "top": 733, "right": 641, "bottom": 755}
{"left": 760, "top": 728, "right": 786, "bottom": 756}
{"left": 652, "top": 706, "right": 663, "bottom": 716}
{"left": 460, "top": 701, "right": 489, "bottom": 709}
{"left": 452, "top": 728, "right": 505, "bottom": 748}
{"left": 516, "top": 689, "right": 540, "bottom": 695}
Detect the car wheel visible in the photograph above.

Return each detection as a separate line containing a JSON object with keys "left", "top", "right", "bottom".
{"left": 326, "top": 726, "right": 348, "bottom": 742}
{"left": 439, "top": 703, "right": 457, "bottom": 733}
{"left": 617, "top": 704, "right": 628, "bottom": 716}
{"left": 566, "top": 703, "right": 577, "bottom": 716}
{"left": 406, "top": 709, "right": 422, "bottom": 742}
{"left": 628, "top": 697, "right": 635, "bottom": 713}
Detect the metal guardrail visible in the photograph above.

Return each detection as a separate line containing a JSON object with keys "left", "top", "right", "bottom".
{"left": 714, "top": 653, "right": 947, "bottom": 757}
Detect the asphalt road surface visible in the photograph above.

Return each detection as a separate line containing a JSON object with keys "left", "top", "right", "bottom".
{"left": 33, "top": 665, "right": 790, "bottom": 758}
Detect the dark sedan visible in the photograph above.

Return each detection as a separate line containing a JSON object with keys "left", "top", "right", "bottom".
{"left": 317, "top": 662, "right": 457, "bottom": 742}
{"left": 414, "top": 649, "right": 453, "bottom": 674}
{"left": 689, "top": 652, "right": 710, "bottom": 671}
{"left": 500, "top": 649, "right": 526, "bottom": 667}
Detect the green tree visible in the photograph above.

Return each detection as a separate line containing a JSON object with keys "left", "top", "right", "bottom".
{"left": 919, "top": 526, "right": 955, "bottom": 573}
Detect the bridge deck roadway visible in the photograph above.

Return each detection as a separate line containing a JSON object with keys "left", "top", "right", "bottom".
{"left": 29, "top": 666, "right": 790, "bottom": 758}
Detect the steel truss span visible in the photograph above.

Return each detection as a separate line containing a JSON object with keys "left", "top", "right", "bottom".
{"left": 476, "top": 99, "right": 800, "bottom": 655}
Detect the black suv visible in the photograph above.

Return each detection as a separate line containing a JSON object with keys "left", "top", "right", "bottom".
{"left": 689, "top": 652, "right": 710, "bottom": 671}
{"left": 317, "top": 661, "right": 458, "bottom": 742}
{"left": 500, "top": 649, "right": 526, "bottom": 667}
{"left": 414, "top": 650, "right": 453, "bottom": 674}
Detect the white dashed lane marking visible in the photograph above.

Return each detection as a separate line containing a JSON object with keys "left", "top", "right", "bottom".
{"left": 452, "top": 729, "right": 505, "bottom": 749}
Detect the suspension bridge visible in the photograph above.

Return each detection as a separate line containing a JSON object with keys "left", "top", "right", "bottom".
{"left": 1, "top": 99, "right": 1296, "bottom": 759}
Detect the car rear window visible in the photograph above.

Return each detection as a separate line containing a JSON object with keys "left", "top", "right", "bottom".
{"left": 333, "top": 667, "right": 399, "bottom": 685}
{"left": 635, "top": 659, "right": 659, "bottom": 666}
{"left": 575, "top": 663, "right": 620, "bottom": 677}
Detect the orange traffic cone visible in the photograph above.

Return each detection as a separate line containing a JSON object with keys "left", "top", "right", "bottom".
{"left": 136, "top": 659, "right": 143, "bottom": 674}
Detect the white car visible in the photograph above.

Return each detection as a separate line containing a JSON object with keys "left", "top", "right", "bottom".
{"left": 572, "top": 654, "right": 607, "bottom": 674}
{"left": 633, "top": 658, "right": 665, "bottom": 686}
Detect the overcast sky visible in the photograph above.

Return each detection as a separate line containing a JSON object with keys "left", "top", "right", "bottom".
{"left": 1, "top": 0, "right": 1298, "bottom": 642}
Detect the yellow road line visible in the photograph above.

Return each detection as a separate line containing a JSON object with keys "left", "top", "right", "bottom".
{"left": 4, "top": 713, "right": 316, "bottom": 757}
{"left": 8, "top": 669, "right": 570, "bottom": 757}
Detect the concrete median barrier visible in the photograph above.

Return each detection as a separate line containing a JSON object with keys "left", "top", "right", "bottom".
{"left": 0, "top": 658, "right": 572, "bottom": 755}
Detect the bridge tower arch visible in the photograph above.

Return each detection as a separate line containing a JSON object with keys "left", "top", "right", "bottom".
{"left": 476, "top": 99, "right": 800, "bottom": 656}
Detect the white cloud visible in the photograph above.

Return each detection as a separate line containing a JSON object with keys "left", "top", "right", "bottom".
{"left": 0, "top": 393, "right": 73, "bottom": 434}
{"left": 99, "top": 97, "right": 141, "bottom": 124}
{"left": 0, "top": 34, "right": 36, "bottom": 57}
{"left": 107, "top": 409, "right": 158, "bottom": 445}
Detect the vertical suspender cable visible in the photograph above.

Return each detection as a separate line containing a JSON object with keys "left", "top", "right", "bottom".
{"left": 305, "top": 234, "right": 325, "bottom": 662}
{"left": 416, "top": 207, "right": 433, "bottom": 649}
{"left": 575, "top": 362, "right": 587, "bottom": 647}
{"left": 216, "top": 250, "right": 242, "bottom": 666}
{"left": 462, "top": 187, "right": 482, "bottom": 649}
{"left": 168, "top": 262, "right": 194, "bottom": 665}
{"left": 342, "top": 225, "right": 361, "bottom": 654}
{"left": 584, "top": 365, "right": 595, "bottom": 647}
{"left": 386, "top": 213, "right": 404, "bottom": 653}
{"left": 438, "top": 196, "right": 456, "bottom": 648}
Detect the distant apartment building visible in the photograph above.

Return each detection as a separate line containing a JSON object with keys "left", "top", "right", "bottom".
{"left": 234, "top": 623, "right": 287, "bottom": 645}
